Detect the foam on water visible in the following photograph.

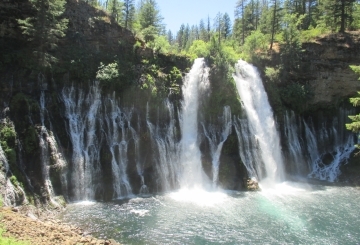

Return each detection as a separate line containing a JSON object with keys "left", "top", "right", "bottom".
{"left": 169, "top": 188, "right": 228, "bottom": 207}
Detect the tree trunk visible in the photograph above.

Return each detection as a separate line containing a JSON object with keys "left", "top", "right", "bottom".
{"left": 270, "top": 0, "right": 277, "bottom": 50}
{"left": 340, "top": 0, "right": 346, "bottom": 32}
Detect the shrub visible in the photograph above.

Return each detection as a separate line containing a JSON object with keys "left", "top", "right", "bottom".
{"left": 96, "top": 62, "right": 119, "bottom": 85}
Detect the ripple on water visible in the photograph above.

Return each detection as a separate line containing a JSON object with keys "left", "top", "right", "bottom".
{"left": 58, "top": 184, "right": 360, "bottom": 245}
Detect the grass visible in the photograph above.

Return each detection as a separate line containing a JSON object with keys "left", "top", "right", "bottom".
{"left": 0, "top": 196, "right": 31, "bottom": 245}
{"left": 0, "top": 227, "right": 30, "bottom": 245}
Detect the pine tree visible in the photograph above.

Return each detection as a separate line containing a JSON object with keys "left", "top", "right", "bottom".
{"left": 214, "top": 12, "right": 223, "bottom": 45}
{"left": 199, "top": 19, "right": 208, "bottom": 41}
{"left": 138, "top": 0, "right": 163, "bottom": 31}
{"left": 108, "top": 0, "right": 123, "bottom": 23}
{"left": 167, "top": 29, "right": 173, "bottom": 44}
{"left": 207, "top": 16, "right": 211, "bottom": 41}
{"left": 235, "top": 0, "right": 247, "bottom": 44}
{"left": 123, "top": 0, "right": 135, "bottom": 30}
{"left": 222, "top": 13, "right": 232, "bottom": 39}
{"left": 176, "top": 24, "right": 185, "bottom": 50}
{"left": 17, "top": 0, "right": 68, "bottom": 67}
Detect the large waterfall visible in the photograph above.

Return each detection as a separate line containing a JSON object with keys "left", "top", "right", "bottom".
{"left": 233, "top": 60, "right": 285, "bottom": 185}
{"left": 15, "top": 59, "right": 353, "bottom": 203}
{"left": 179, "top": 58, "right": 210, "bottom": 189}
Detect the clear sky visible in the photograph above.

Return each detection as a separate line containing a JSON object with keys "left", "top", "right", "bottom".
{"left": 155, "top": 0, "right": 238, "bottom": 34}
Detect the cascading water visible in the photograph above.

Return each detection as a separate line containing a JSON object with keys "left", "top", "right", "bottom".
{"left": 305, "top": 110, "right": 355, "bottom": 181}
{"left": 39, "top": 91, "right": 56, "bottom": 201}
{"left": 62, "top": 83, "right": 102, "bottom": 201}
{"left": 233, "top": 117, "right": 262, "bottom": 179}
{"left": 178, "top": 58, "right": 210, "bottom": 189}
{"left": 283, "top": 111, "right": 308, "bottom": 175}
{"left": 39, "top": 90, "right": 67, "bottom": 204}
{"left": 103, "top": 94, "right": 134, "bottom": 199}
{"left": 233, "top": 60, "right": 285, "bottom": 185}
{"left": 282, "top": 109, "right": 355, "bottom": 181}
{"left": 147, "top": 101, "right": 180, "bottom": 191}
{"left": 202, "top": 106, "right": 232, "bottom": 186}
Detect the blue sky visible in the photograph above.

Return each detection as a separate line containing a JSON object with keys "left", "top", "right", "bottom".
{"left": 155, "top": 0, "right": 238, "bottom": 34}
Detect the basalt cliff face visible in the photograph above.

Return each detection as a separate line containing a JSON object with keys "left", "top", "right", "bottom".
{"left": 303, "top": 31, "right": 360, "bottom": 106}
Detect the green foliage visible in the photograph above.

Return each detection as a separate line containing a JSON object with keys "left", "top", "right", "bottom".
{"left": 0, "top": 126, "right": 16, "bottom": 149}
{"left": 96, "top": 62, "right": 120, "bottom": 85}
{"left": 0, "top": 227, "right": 30, "bottom": 245}
{"left": 280, "top": 83, "right": 311, "bottom": 113}
{"left": 24, "top": 126, "right": 38, "bottom": 155}
{"left": 188, "top": 40, "right": 210, "bottom": 58}
{"left": 17, "top": 0, "right": 68, "bottom": 68}
{"left": 148, "top": 35, "right": 172, "bottom": 53}
{"left": 242, "top": 30, "right": 269, "bottom": 61}
{"left": 168, "top": 67, "right": 182, "bottom": 84}
{"left": 265, "top": 66, "right": 280, "bottom": 82}
{"left": 346, "top": 66, "right": 360, "bottom": 149}
{"left": 107, "top": 0, "right": 123, "bottom": 23}
{"left": 208, "top": 37, "right": 240, "bottom": 68}
{"left": 301, "top": 27, "right": 329, "bottom": 42}
{"left": 0, "top": 125, "right": 17, "bottom": 168}
{"left": 138, "top": 0, "right": 163, "bottom": 33}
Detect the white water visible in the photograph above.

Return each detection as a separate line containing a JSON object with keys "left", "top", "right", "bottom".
{"left": 282, "top": 108, "right": 356, "bottom": 182}
{"left": 103, "top": 94, "right": 134, "bottom": 199}
{"left": 147, "top": 101, "right": 180, "bottom": 191}
{"left": 179, "top": 58, "right": 210, "bottom": 189}
{"left": 283, "top": 111, "right": 308, "bottom": 175}
{"left": 304, "top": 113, "right": 355, "bottom": 182}
{"left": 233, "top": 117, "right": 262, "bottom": 179}
{"left": 62, "top": 83, "right": 102, "bottom": 201}
{"left": 202, "top": 106, "right": 232, "bottom": 185}
{"left": 39, "top": 90, "right": 67, "bottom": 205}
{"left": 233, "top": 60, "right": 285, "bottom": 185}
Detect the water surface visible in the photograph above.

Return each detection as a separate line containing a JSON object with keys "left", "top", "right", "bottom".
{"left": 59, "top": 183, "right": 360, "bottom": 244}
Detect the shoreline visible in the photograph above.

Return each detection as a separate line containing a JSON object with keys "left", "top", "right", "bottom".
{"left": 0, "top": 206, "right": 120, "bottom": 245}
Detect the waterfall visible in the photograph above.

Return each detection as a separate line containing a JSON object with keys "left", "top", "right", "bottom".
{"left": 202, "top": 106, "right": 232, "bottom": 186}
{"left": 233, "top": 117, "right": 262, "bottom": 179}
{"left": 233, "top": 60, "right": 285, "bottom": 185}
{"left": 179, "top": 58, "right": 210, "bottom": 189}
{"left": 304, "top": 109, "right": 355, "bottom": 182}
{"left": 103, "top": 94, "right": 133, "bottom": 199}
{"left": 282, "top": 108, "right": 355, "bottom": 182}
{"left": 39, "top": 91, "right": 67, "bottom": 204}
{"left": 62, "top": 83, "right": 102, "bottom": 201}
{"left": 283, "top": 111, "right": 308, "bottom": 175}
{"left": 39, "top": 91, "right": 55, "bottom": 201}
{"left": 147, "top": 101, "right": 180, "bottom": 191}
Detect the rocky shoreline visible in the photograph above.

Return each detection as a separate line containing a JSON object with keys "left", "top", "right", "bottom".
{"left": 0, "top": 206, "right": 120, "bottom": 245}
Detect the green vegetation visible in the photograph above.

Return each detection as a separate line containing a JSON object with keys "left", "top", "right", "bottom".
{"left": 0, "top": 125, "right": 17, "bottom": 167}
{"left": 346, "top": 65, "right": 360, "bottom": 149}
{"left": 0, "top": 228, "right": 30, "bottom": 245}
{"left": 17, "top": 0, "right": 68, "bottom": 69}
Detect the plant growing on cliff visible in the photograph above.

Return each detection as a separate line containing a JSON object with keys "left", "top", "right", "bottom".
{"left": 346, "top": 65, "right": 360, "bottom": 149}
{"left": 17, "top": 0, "right": 68, "bottom": 68}
{"left": 96, "top": 62, "right": 120, "bottom": 85}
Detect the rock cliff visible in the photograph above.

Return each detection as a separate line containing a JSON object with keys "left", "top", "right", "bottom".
{"left": 303, "top": 31, "right": 360, "bottom": 106}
